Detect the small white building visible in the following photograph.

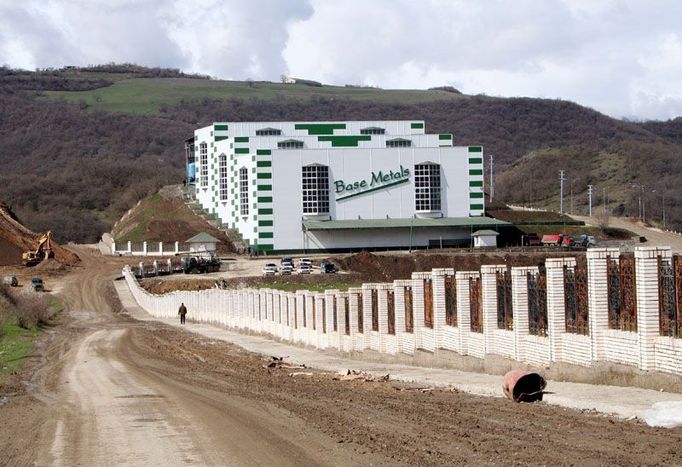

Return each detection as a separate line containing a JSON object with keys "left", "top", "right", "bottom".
{"left": 186, "top": 232, "right": 220, "bottom": 253}
{"left": 472, "top": 229, "right": 499, "bottom": 248}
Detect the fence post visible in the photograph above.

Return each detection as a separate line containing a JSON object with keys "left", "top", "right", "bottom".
{"left": 635, "top": 246, "right": 671, "bottom": 371}
{"left": 175, "top": 241, "right": 180, "bottom": 254}
{"left": 511, "top": 266, "right": 537, "bottom": 362}
{"left": 480, "top": 264, "right": 507, "bottom": 356}
{"left": 545, "top": 257, "right": 575, "bottom": 363}
{"left": 586, "top": 247, "right": 619, "bottom": 361}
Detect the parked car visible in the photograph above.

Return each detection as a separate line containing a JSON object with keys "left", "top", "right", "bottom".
{"left": 30, "top": 276, "right": 44, "bottom": 292}
{"left": 281, "top": 256, "right": 293, "bottom": 266}
{"left": 263, "top": 263, "right": 278, "bottom": 276}
{"left": 280, "top": 264, "right": 293, "bottom": 275}
{"left": 297, "top": 258, "right": 312, "bottom": 268}
{"left": 297, "top": 264, "right": 312, "bottom": 274}
{"left": 2, "top": 275, "right": 18, "bottom": 287}
{"left": 321, "top": 263, "right": 337, "bottom": 274}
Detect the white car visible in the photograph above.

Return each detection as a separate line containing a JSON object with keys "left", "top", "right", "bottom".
{"left": 262, "top": 263, "right": 278, "bottom": 276}
{"left": 297, "top": 258, "right": 312, "bottom": 268}
{"left": 280, "top": 264, "right": 293, "bottom": 275}
{"left": 297, "top": 264, "right": 312, "bottom": 274}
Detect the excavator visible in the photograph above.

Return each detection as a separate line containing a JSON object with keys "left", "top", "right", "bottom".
{"left": 22, "top": 231, "right": 54, "bottom": 266}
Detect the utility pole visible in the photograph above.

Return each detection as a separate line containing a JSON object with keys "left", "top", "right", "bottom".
{"left": 587, "top": 184, "right": 593, "bottom": 217}
{"left": 559, "top": 170, "right": 565, "bottom": 215}
{"left": 489, "top": 154, "right": 494, "bottom": 202}
{"left": 603, "top": 187, "right": 607, "bottom": 216}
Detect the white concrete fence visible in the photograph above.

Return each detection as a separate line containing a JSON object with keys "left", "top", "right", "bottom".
{"left": 123, "top": 246, "right": 682, "bottom": 376}
{"left": 112, "top": 241, "right": 191, "bottom": 256}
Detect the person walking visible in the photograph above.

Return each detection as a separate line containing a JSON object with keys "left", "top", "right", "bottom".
{"left": 178, "top": 302, "right": 187, "bottom": 324}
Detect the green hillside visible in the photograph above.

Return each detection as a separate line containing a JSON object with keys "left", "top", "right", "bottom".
{"left": 42, "top": 77, "right": 463, "bottom": 115}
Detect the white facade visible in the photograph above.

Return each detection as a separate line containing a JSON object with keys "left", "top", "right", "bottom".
{"left": 191, "top": 121, "right": 495, "bottom": 253}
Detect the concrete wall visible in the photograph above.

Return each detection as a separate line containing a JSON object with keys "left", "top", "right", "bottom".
{"left": 123, "top": 246, "right": 682, "bottom": 377}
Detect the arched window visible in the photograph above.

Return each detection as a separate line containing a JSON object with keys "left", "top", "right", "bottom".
{"left": 199, "top": 142, "right": 208, "bottom": 187}
{"left": 302, "top": 164, "right": 329, "bottom": 214}
{"left": 219, "top": 155, "right": 228, "bottom": 201}
{"left": 239, "top": 167, "right": 249, "bottom": 216}
{"left": 414, "top": 162, "right": 441, "bottom": 211}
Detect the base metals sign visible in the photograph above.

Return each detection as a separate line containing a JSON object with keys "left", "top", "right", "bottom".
{"left": 335, "top": 165, "right": 410, "bottom": 201}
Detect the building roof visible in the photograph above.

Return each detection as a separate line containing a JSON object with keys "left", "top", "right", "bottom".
{"left": 303, "top": 217, "right": 509, "bottom": 231}
{"left": 186, "top": 232, "right": 220, "bottom": 243}
{"left": 471, "top": 229, "right": 500, "bottom": 237}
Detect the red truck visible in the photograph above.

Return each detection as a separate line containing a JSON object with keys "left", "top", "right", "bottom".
{"left": 541, "top": 234, "right": 574, "bottom": 247}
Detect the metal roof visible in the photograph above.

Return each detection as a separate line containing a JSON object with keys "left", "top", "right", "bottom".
{"left": 471, "top": 229, "right": 501, "bottom": 236}
{"left": 303, "top": 217, "right": 509, "bottom": 231}
{"left": 185, "top": 232, "right": 221, "bottom": 243}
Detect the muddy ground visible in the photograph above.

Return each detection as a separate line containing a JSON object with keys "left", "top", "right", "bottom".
{"left": 1, "top": 247, "right": 681, "bottom": 465}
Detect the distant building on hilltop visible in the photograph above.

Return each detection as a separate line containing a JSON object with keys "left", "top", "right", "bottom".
{"left": 186, "top": 120, "right": 502, "bottom": 253}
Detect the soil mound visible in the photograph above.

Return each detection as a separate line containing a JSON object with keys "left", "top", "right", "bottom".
{"left": 0, "top": 202, "right": 80, "bottom": 266}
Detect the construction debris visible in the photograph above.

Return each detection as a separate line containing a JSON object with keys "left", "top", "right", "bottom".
{"left": 288, "top": 372, "right": 314, "bottom": 378}
{"left": 263, "top": 356, "right": 307, "bottom": 370}
{"left": 334, "top": 369, "right": 390, "bottom": 382}
{"left": 502, "top": 370, "right": 547, "bottom": 402}
{"left": 395, "top": 386, "right": 459, "bottom": 393}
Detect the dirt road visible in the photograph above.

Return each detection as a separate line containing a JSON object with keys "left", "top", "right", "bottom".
{"left": 1, "top": 247, "right": 681, "bottom": 466}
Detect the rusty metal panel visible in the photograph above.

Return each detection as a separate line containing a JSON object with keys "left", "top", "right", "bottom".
{"left": 332, "top": 297, "right": 338, "bottom": 332}
{"left": 321, "top": 300, "right": 326, "bottom": 333}
{"left": 357, "top": 292, "right": 364, "bottom": 333}
{"left": 424, "top": 279, "right": 434, "bottom": 328}
{"left": 658, "top": 255, "right": 681, "bottom": 337}
{"left": 496, "top": 270, "right": 513, "bottom": 330}
{"left": 387, "top": 290, "right": 395, "bottom": 335}
{"left": 607, "top": 255, "right": 638, "bottom": 331}
{"left": 312, "top": 298, "right": 316, "bottom": 330}
{"left": 445, "top": 275, "right": 457, "bottom": 327}
{"left": 344, "top": 298, "right": 350, "bottom": 335}
{"left": 405, "top": 286, "right": 414, "bottom": 333}
{"left": 527, "top": 270, "right": 548, "bottom": 337}
{"left": 371, "top": 289, "right": 379, "bottom": 332}
{"left": 564, "top": 265, "right": 589, "bottom": 335}
{"left": 469, "top": 277, "right": 483, "bottom": 333}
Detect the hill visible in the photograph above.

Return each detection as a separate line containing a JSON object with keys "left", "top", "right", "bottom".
{"left": 111, "top": 186, "right": 233, "bottom": 252}
{"left": 0, "top": 64, "right": 681, "bottom": 241}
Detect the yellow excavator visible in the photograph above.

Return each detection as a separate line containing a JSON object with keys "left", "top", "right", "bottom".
{"left": 22, "top": 231, "right": 55, "bottom": 266}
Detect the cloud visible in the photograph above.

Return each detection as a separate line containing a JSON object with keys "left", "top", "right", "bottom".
{"left": 0, "top": 0, "right": 681, "bottom": 119}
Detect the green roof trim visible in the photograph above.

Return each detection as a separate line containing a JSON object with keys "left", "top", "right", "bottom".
{"left": 295, "top": 123, "right": 346, "bottom": 135}
{"left": 472, "top": 229, "right": 500, "bottom": 236}
{"left": 303, "top": 217, "right": 508, "bottom": 231}
{"left": 317, "top": 135, "right": 371, "bottom": 147}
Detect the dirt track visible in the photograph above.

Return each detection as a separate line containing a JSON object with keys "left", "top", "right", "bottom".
{"left": 1, "top": 247, "right": 681, "bottom": 465}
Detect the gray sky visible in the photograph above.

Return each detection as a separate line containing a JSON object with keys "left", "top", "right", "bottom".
{"left": 1, "top": 0, "right": 681, "bottom": 120}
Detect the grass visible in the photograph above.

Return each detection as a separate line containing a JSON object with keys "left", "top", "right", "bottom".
{"left": 41, "top": 77, "right": 463, "bottom": 115}
{"left": 116, "top": 193, "right": 161, "bottom": 242}
{"left": 0, "top": 320, "right": 40, "bottom": 380}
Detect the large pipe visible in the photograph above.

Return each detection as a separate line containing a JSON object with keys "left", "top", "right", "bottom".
{"left": 502, "top": 370, "right": 547, "bottom": 402}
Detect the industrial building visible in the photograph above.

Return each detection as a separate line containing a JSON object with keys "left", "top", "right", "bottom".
{"left": 186, "top": 121, "right": 507, "bottom": 253}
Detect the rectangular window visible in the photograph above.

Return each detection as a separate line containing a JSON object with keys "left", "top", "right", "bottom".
{"left": 414, "top": 163, "right": 441, "bottom": 212}
{"left": 219, "top": 155, "right": 228, "bottom": 201}
{"left": 256, "top": 128, "right": 282, "bottom": 136}
{"left": 302, "top": 165, "right": 329, "bottom": 214}
{"left": 360, "top": 127, "right": 385, "bottom": 135}
{"left": 386, "top": 139, "right": 412, "bottom": 148}
{"left": 199, "top": 143, "right": 208, "bottom": 187}
{"left": 278, "top": 140, "right": 304, "bottom": 149}
{"left": 239, "top": 167, "right": 249, "bottom": 216}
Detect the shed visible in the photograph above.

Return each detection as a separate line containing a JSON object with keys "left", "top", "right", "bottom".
{"left": 186, "top": 232, "right": 220, "bottom": 253}
{"left": 472, "top": 229, "right": 499, "bottom": 248}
